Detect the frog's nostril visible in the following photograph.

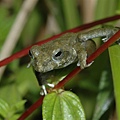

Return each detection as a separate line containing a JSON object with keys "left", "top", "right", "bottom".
{"left": 29, "top": 50, "right": 37, "bottom": 60}
{"left": 29, "top": 50, "right": 33, "bottom": 58}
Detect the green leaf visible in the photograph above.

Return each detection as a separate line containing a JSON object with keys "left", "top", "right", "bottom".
{"left": 0, "top": 99, "right": 10, "bottom": 118}
{"left": 92, "top": 71, "right": 114, "bottom": 120}
{"left": 116, "top": 0, "right": 120, "bottom": 14}
{"left": 11, "top": 100, "right": 26, "bottom": 112}
{"left": 42, "top": 89, "right": 86, "bottom": 120}
{"left": 109, "top": 44, "right": 120, "bottom": 119}
{"left": 8, "top": 114, "right": 21, "bottom": 120}
{"left": 0, "top": 82, "right": 26, "bottom": 119}
{"left": 95, "top": 0, "right": 117, "bottom": 20}
{"left": 62, "top": 0, "right": 81, "bottom": 29}
{"left": 16, "top": 66, "right": 39, "bottom": 95}
{"left": 0, "top": 83, "right": 21, "bottom": 106}
{"left": 0, "top": 99, "right": 25, "bottom": 120}
{"left": 0, "top": 7, "right": 14, "bottom": 48}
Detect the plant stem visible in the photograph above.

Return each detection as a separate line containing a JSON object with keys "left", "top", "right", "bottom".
{"left": 18, "top": 96, "right": 44, "bottom": 120}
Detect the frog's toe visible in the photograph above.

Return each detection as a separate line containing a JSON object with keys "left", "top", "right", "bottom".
{"left": 102, "top": 37, "right": 109, "bottom": 42}
{"left": 77, "top": 61, "right": 80, "bottom": 66}
{"left": 40, "top": 83, "right": 55, "bottom": 95}
{"left": 77, "top": 61, "right": 94, "bottom": 69}
{"left": 86, "top": 61, "right": 94, "bottom": 67}
{"left": 80, "top": 64, "right": 86, "bottom": 69}
{"left": 47, "top": 83, "right": 55, "bottom": 88}
{"left": 27, "top": 61, "right": 32, "bottom": 68}
{"left": 102, "top": 36, "right": 120, "bottom": 45}
{"left": 77, "top": 60, "right": 86, "bottom": 69}
{"left": 40, "top": 85, "right": 47, "bottom": 95}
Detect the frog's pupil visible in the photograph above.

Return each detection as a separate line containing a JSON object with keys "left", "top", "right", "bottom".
{"left": 55, "top": 51, "right": 62, "bottom": 57}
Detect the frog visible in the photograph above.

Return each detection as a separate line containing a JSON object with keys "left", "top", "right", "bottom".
{"left": 28, "top": 26, "right": 119, "bottom": 95}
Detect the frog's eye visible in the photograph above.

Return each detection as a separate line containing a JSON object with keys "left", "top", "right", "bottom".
{"left": 52, "top": 49, "right": 64, "bottom": 61}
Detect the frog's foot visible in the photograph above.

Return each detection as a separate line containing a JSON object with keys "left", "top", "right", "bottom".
{"left": 40, "top": 83, "right": 55, "bottom": 96}
{"left": 77, "top": 61, "right": 94, "bottom": 69}
{"left": 102, "top": 36, "right": 120, "bottom": 45}
{"left": 102, "top": 37, "right": 109, "bottom": 42}
{"left": 77, "top": 60, "right": 86, "bottom": 69}
{"left": 86, "top": 61, "right": 94, "bottom": 67}
{"left": 27, "top": 61, "right": 32, "bottom": 68}
{"left": 40, "top": 85, "right": 47, "bottom": 95}
{"left": 77, "top": 50, "right": 87, "bottom": 69}
{"left": 47, "top": 83, "right": 55, "bottom": 88}
{"left": 102, "top": 34, "right": 113, "bottom": 42}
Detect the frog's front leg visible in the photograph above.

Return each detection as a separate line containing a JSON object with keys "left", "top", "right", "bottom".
{"left": 75, "top": 39, "right": 96, "bottom": 69}
{"left": 34, "top": 70, "right": 54, "bottom": 95}
{"left": 77, "top": 50, "right": 94, "bottom": 69}
{"left": 77, "top": 50, "right": 88, "bottom": 69}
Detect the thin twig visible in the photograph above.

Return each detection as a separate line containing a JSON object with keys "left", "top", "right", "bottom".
{"left": 80, "top": 0, "right": 96, "bottom": 23}
{"left": 0, "top": 0, "right": 39, "bottom": 79}
{"left": 18, "top": 96, "right": 44, "bottom": 120}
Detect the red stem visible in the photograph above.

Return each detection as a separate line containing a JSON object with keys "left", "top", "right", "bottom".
{"left": 0, "top": 15, "right": 120, "bottom": 67}
{"left": 18, "top": 96, "right": 44, "bottom": 120}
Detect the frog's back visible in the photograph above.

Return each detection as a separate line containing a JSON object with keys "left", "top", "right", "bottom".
{"left": 43, "top": 32, "right": 78, "bottom": 48}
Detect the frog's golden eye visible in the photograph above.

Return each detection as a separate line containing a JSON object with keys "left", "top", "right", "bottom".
{"left": 52, "top": 49, "right": 64, "bottom": 61}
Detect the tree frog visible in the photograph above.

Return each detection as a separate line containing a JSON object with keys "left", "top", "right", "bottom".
{"left": 28, "top": 26, "right": 119, "bottom": 95}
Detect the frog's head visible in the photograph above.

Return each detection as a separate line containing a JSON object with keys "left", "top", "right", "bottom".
{"left": 29, "top": 44, "right": 77, "bottom": 73}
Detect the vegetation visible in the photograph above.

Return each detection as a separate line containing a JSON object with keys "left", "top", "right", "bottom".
{"left": 0, "top": 0, "right": 120, "bottom": 120}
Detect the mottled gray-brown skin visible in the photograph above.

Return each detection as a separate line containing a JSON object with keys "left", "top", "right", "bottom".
{"left": 29, "top": 34, "right": 95, "bottom": 73}
{"left": 29, "top": 26, "right": 119, "bottom": 73}
{"left": 29, "top": 26, "right": 119, "bottom": 95}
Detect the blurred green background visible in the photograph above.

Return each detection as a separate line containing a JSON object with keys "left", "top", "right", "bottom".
{"left": 0, "top": 0, "right": 120, "bottom": 120}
